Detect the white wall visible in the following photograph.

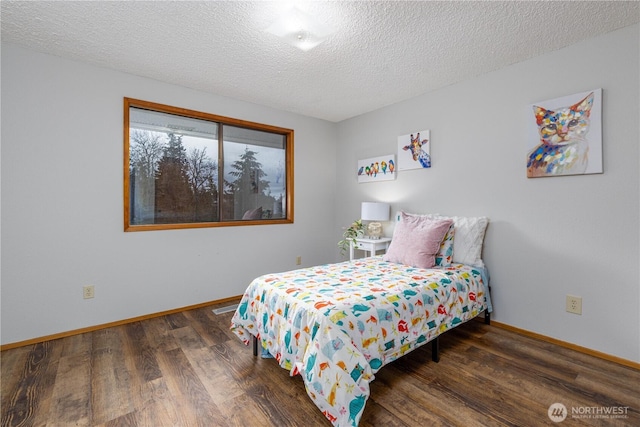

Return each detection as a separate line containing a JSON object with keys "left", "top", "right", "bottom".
{"left": 0, "top": 43, "right": 338, "bottom": 345}
{"left": 335, "top": 25, "right": 639, "bottom": 363}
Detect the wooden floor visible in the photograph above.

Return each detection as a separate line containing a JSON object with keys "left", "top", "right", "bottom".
{"left": 2, "top": 301, "right": 639, "bottom": 427}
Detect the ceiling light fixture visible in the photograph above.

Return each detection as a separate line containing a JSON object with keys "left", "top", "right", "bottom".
{"left": 265, "top": 6, "right": 334, "bottom": 51}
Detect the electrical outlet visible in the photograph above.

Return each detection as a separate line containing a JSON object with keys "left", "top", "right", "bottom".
{"left": 566, "top": 295, "right": 582, "bottom": 315}
{"left": 83, "top": 285, "right": 95, "bottom": 299}
{"left": 296, "top": 256, "right": 302, "bottom": 265}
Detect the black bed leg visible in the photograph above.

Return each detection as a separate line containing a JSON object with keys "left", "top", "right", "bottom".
{"left": 431, "top": 337, "right": 440, "bottom": 363}
{"left": 252, "top": 335, "right": 258, "bottom": 356}
{"left": 485, "top": 285, "right": 492, "bottom": 325}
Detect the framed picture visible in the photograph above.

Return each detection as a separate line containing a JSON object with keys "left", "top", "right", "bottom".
{"left": 357, "top": 155, "right": 396, "bottom": 183}
{"left": 526, "top": 89, "right": 603, "bottom": 178}
{"left": 397, "top": 130, "right": 431, "bottom": 170}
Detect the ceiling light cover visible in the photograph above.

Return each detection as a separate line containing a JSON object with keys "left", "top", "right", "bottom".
{"left": 265, "top": 6, "right": 334, "bottom": 51}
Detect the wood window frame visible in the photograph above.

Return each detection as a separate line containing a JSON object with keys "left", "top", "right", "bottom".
{"left": 124, "top": 98, "right": 294, "bottom": 231}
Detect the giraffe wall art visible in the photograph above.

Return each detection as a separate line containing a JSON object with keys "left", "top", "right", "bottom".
{"left": 397, "top": 130, "right": 431, "bottom": 171}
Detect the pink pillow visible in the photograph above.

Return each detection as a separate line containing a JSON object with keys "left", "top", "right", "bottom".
{"left": 383, "top": 212, "right": 453, "bottom": 268}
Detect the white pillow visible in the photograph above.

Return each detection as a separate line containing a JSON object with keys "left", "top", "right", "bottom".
{"left": 447, "top": 216, "right": 489, "bottom": 267}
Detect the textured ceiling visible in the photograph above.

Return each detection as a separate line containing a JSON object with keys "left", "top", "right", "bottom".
{"left": 2, "top": 1, "right": 639, "bottom": 122}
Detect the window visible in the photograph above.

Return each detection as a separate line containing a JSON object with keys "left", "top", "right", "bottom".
{"left": 124, "top": 98, "right": 293, "bottom": 231}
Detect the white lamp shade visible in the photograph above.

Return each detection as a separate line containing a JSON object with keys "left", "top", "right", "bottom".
{"left": 361, "top": 202, "right": 390, "bottom": 221}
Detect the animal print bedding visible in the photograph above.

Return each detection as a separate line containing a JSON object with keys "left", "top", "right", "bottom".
{"left": 231, "top": 257, "right": 489, "bottom": 426}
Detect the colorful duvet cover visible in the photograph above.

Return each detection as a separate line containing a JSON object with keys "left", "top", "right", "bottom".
{"left": 230, "top": 257, "right": 489, "bottom": 426}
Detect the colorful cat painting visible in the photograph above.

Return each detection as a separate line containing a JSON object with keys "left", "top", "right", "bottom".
{"left": 527, "top": 92, "right": 594, "bottom": 178}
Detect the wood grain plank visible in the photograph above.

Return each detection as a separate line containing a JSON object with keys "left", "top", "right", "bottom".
{"left": 164, "top": 312, "right": 189, "bottom": 330}
{"left": 0, "top": 346, "right": 30, "bottom": 413}
{"left": 122, "top": 322, "right": 162, "bottom": 383}
{"left": 135, "top": 377, "right": 182, "bottom": 427}
{"left": 181, "top": 346, "right": 244, "bottom": 405}
{"left": 26, "top": 340, "right": 65, "bottom": 427}
{"left": 58, "top": 332, "right": 92, "bottom": 358}
{"left": 182, "top": 308, "right": 230, "bottom": 347}
{"left": 359, "top": 398, "right": 410, "bottom": 427}
{"left": 96, "top": 410, "right": 137, "bottom": 427}
{"left": 155, "top": 347, "right": 227, "bottom": 426}
{"left": 140, "top": 316, "right": 180, "bottom": 353}
{"left": 1, "top": 341, "right": 61, "bottom": 427}
{"left": 45, "top": 350, "right": 92, "bottom": 426}
{"left": 216, "top": 393, "right": 276, "bottom": 427}
{"left": 169, "top": 326, "right": 207, "bottom": 351}
{"left": 90, "top": 328, "right": 135, "bottom": 425}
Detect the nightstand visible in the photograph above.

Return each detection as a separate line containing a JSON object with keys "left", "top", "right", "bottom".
{"left": 350, "top": 237, "right": 392, "bottom": 261}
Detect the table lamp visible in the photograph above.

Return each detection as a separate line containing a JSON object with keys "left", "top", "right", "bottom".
{"left": 361, "top": 202, "right": 390, "bottom": 239}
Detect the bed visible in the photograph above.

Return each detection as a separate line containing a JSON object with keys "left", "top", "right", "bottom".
{"left": 231, "top": 213, "right": 491, "bottom": 426}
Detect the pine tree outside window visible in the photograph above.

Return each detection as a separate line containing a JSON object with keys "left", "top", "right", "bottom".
{"left": 124, "top": 98, "right": 293, "bottom": 231}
